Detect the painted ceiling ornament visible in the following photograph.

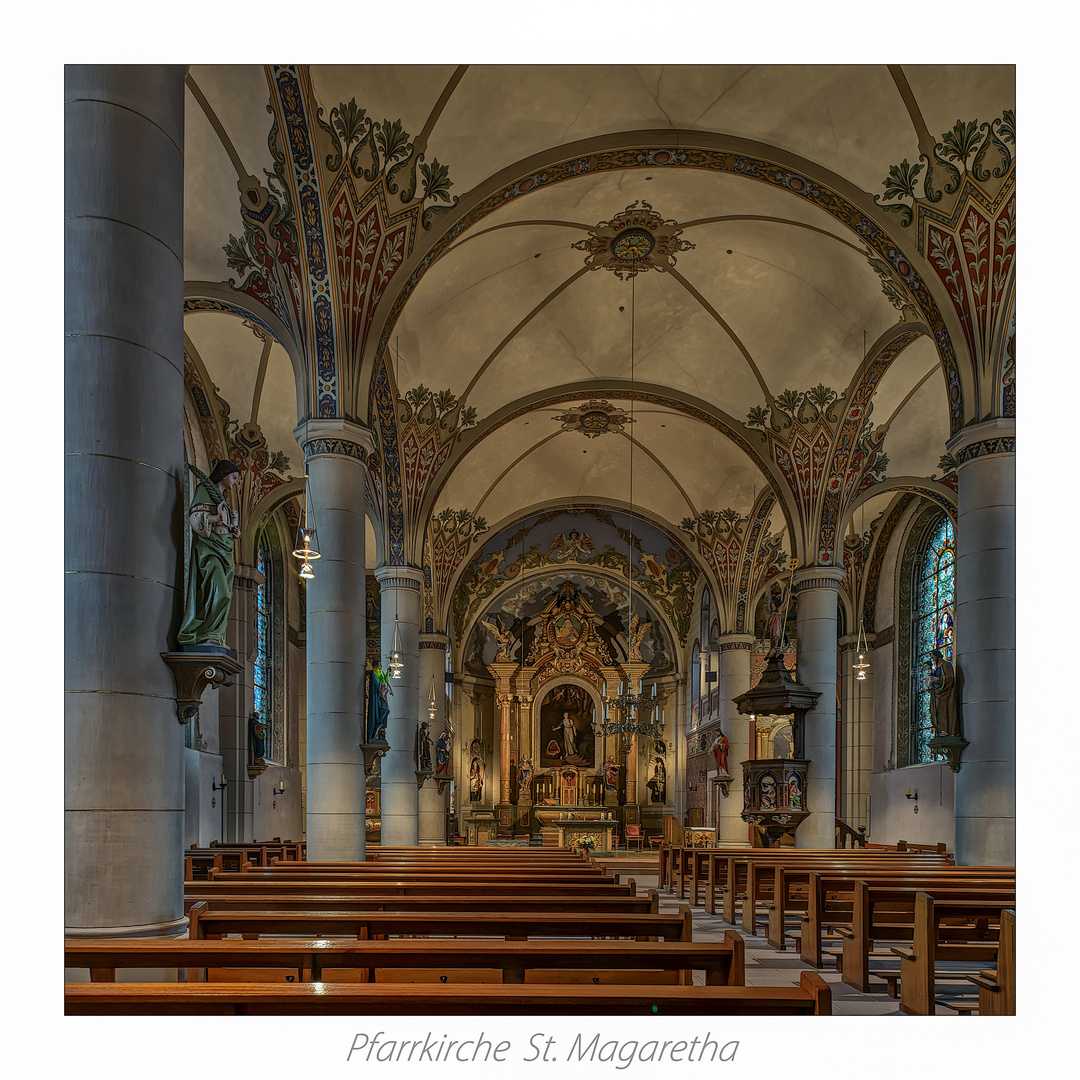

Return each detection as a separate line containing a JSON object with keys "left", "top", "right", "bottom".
{"left": 571, "top": 201, "right": 695, "bottom": 279}
{"left": 553, "top": 399, "right": 635, "bottom": 439}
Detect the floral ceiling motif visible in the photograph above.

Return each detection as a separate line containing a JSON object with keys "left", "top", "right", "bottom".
{"left": 571, "top": 201, "right": 695, "bottom": 279}
{"left": 552, "top": 399, "right": 635, "bottom": 439}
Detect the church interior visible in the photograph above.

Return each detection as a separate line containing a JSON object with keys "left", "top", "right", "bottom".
{"left": 60, "top": 55, "right": 1023, "bottom": 1031}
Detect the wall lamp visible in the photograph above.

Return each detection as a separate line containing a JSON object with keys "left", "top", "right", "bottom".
{"left": 905, "top": 786, "right": 919, "bottom": 814}
{"left": 273, "top": 780, "right": 285, "bottom": 795}
{"left": 212, "top": 773, "right": 228, "bottom": 791}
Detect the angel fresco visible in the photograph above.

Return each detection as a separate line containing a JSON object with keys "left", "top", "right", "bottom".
{"left": 547, "top": 529, "right": 596, "bottom": 564}
{"left": 627, "top": 611, "right": 652, "bottom": 661}
{"left": 480, "top": 614, "right": 515, "bottom": 661}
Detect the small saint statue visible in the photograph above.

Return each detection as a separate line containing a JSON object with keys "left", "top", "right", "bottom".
{"left": 177, "top": 460, "right": 243, "bottom": 648}
{"left": 417, "top": 721, "right": 433, "bottom": 772}
{"left": 926, "top": 649, "right": 960, "bottom": 738}
{"left": 250, "top": 711, "right": 267, "bottom": 765}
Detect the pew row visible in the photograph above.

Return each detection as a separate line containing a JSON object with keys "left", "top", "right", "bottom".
{"left": 891, "top": 893, "right": 1009, "bottom": 1014}
{"left": 66, "top": 933, "right": 743, "bottom": 986}
{"left": 66, "top": 971, "right": 831, "bottom": 1015}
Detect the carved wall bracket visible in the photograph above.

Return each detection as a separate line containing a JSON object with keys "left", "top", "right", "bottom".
{"left": 160, "top": 650, "right": 243, "bottom": 726}
{"left": 926, "top": 734, "right": 969, "bottom": 773}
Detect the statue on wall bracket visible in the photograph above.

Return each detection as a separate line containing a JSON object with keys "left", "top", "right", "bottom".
{"left": 925, "top": 649, "right": 968, "bottom": 771}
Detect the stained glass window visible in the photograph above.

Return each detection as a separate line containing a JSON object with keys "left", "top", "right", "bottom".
{"left": 911, "top": 516, "right": 955, "bottom": 762}
{"left": 254, "top": 540, "right": 271, "bottom": 723}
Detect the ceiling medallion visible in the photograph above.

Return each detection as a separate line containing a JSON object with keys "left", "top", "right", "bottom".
{"left": 571, "top": 200, "right": 695, "bottom": 279}
{"left": 553, "top": 400, "right": 636, "bottom": 439}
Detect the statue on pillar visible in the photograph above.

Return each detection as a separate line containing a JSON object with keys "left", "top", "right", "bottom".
{"left": 366, "top": 666, "right": 391, "bottom": 742}
{"left": 469, "top": 754, "right": 485, "bottom": 802}
{"left": 517, "top": 757, "right": 534, "bottom": 796}
{"left": 177, "top": 460, "right": 242, "bottom": 648}
{"left": 713, "top": 731, "right": 730, "bottom": 775}
{"left": 435, "top": 730, "right": 452, "bottom": 775}
{"left": 417, "top": 721, "right": 433, "bottom": 771}
{"left": 926, "top": 649, "right": 961, "bottom": 737}
{"left": 646, "top": 757, "right": 667, "bottom": 803}
{"left": 250, "top": 711, "right": 267, "bottom": 765}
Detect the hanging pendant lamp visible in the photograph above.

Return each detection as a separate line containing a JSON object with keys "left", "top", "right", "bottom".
{"left": 292, "top": 474, "right": 321, "bottom": 579}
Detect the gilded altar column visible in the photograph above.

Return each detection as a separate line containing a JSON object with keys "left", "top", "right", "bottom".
{"left": 376, "top": 566, "right": 424, "bottom": 847}
{"left": 946, "top": 419, "right": 1015, "bottom": 866}
{"left": 792, "top": 566, "right": 844, "bottom": 848}
{"left": 417, "top": 634, "right": 449, "bottom": 846}
{"left": 295, "top": 421, "right": 373, "bottom": 861}
{"left": 623, "top": 661, "right": 650, "bottom": 808}
{"left": 716, "top": 633, "right": 755, "bottom": 843}
{"left": 65, "top": 65, "right": 188, "bottom": 940}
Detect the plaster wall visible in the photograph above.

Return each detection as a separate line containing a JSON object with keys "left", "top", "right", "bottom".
{"left": 184, "top": 748, "right": 225, "bottom": 848}
{"left": 251, "top": 763, "right": 304, "bottom": 840}
{"left": 868, "top": 764, "right": 955, "bottom": 849}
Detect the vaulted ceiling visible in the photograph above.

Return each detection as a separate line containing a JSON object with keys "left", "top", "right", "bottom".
{"left": 180, "top": 64, "right": 1014, "bottom": 643}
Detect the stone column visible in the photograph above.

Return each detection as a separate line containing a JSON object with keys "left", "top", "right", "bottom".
{"left": 418, "top": 634, "right": 449, "bottom": 846}
{"left": 376, "top": 566, "right": 423, "bottom": 846}
{"left": 65, "top": 65, "right": 187, "bottom": 940}
{"left": 838, "top": 632, "right": 874, "bottom": 833}
{"left": 716, "top": 634, "right": 755, "bottom": 843}
{"left": 792, "top": 566, "right": 844, "bottom": 848}
{"left": 946, "top": 419, "right": 1015, "bottom": 866}
{"left": 219, "top": 562, "right": 263, "bottom": 841}
{"left": 294, "top": 421, "right": 373, "bottom": 862}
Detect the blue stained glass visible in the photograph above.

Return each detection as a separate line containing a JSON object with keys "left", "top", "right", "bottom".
{"left": 912, "top": 517, "right": 955, "bottom": 762}
{"left": 254, "top": 543, "right": 269, "bottom": 724}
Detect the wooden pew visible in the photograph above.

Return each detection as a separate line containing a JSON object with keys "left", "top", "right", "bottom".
{"left": 964, "top": 908, "right": 1015, "bottom": 1015}
{"left": 891, "top": 892, "right": 1007, "bottom": 1014}
{"left": 839, "top": 882, "right": 1014, "bottom": 992}
{"left": 66, "top": 970, "right": 831, "bottom": 1015}
{"left": 187, "top": 902, "right": 694, "bottom": 942}
{"left": 184, "top": 878, "right": 639, "bottom": 910}
{"left": 740, "top": 855, "right": 953, "bottom": 937}
{"left": 183, "top": 891, "right": 660, "bottom": 916}
{"left": 209, "top": 870, "right": 621, "bottom": 890}
{"left": 771, "top": 866, "right": 1013, "bottom": 956}
{"left": 66, "top": 932, "right": 744, "bottom": 986}
{"left": 703, "top": 851, "right": 953, "bottom": 924}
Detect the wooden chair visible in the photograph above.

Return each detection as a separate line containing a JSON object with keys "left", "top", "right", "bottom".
{"left": 625, "top": 825, "right": 644, "bottom": 851}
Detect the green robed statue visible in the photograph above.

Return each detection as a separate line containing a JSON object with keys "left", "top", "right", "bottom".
{"left": 177, "top": 459, "right": 243, "bottom": 648}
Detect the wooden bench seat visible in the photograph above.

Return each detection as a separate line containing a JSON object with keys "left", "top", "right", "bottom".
{"left": 779, "top": 867, "right": 1014, "bottom": 960}
{"left": 182, "top": 891, "right": 659, "bottom": 916}
{"left": 65, "top": 970, "right": 831, "bottom": 1015}
{"left": 184, "top": 879, "right": 639, "bottom": 908}
{"left": 890, "top": 892, "right": 1010, "bottom": 1014}
{"left": 187, "top": 902, "right": 694, "bottom": 942}
{"left": 839, "top": 883, "right": 1013, "bottom": 992}
{"left": 66, "top": 932, "right": 743, "bottom": 986}
{"left": 963, "top": 909, "right": 1015, "bottom": 1015}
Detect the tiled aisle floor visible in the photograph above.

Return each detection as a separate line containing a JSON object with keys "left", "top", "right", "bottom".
{"left": 639, "top": 872, "right": 907, "bottom": 1016}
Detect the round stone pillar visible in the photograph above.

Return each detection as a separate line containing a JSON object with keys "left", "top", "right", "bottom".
{"left": 294, "top": 421, "right": 373, "bottom": 862}
{"left": 376, "top": 566, "right": 423, "bottom": 846}
{"left": 65, "top": 65, "right": 187, "bottom": 939}
{"left": 946, "top": 418, "right": 1015, "bottom": 866}
{"left": 716, "top": 634, "right": 755, "bottom": 843}
{"left": 792, "top": 566, "right": 845, "bottom": 848}
{"left": 839, "top": 632, "right": 875, "bottom": 833}
{"left": 418, "top": 634, "right": 449, "bottom": 846}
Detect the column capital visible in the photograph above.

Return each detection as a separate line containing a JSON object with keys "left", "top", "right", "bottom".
{"left": 792, "top": 565, "right": 845, "bottom": 590}
{"left": 419, "top": 633, "right": 450, "bottom": 651}
{"left": 838, "top": 632, "right": 876, "bottom": 653}
{"left": 374, "top": 564, "right": 425, "bottom": 591}
{"left": 717, "top": 633, "right": 756, "bottom": 651}
{"left": 293, "top": 418, "right": 376, "bottom": 462}
{"left": 946, "top": 417, "right": 1015, "bottom": 466}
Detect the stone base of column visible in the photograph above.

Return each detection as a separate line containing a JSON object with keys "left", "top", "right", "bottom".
{"left": 64, "top": 915, "right": 190, "bottom": 940}
{"left": 418, "top": 778, "right": 445, "bottom": 846}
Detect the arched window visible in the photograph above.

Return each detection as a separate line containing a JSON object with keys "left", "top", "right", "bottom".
{"left": 254, "top": 538, "right": 272, "bottom": 725}
{"left": 906, "top": 514, "right": 955, "bottom": 763}
{"left": 691, "top": 643, "right": 701, "bottom": 703}
{"left": 254, "top": 522, "right": 287, "bottom": 764}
